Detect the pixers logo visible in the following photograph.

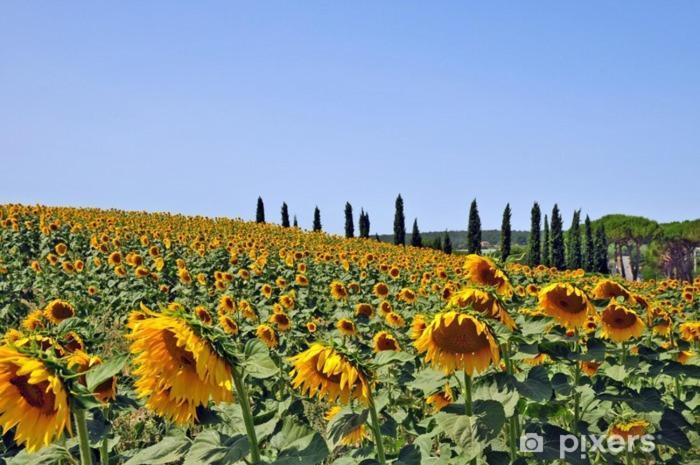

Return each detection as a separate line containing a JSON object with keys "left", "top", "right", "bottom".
{"left": 520, "top": 433, "right": 656, "bottom": 458}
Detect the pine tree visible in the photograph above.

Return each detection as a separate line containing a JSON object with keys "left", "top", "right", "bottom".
{"left": 467, "top": 199, "right": 481, "bottom": 254}
{"left": 583, "top": 215, "right": 594, "bottom": 271}
{"left": 500, "top": 204, "right": 512, "bottom": 262}
{"left": 312, "top": 207, "right": 322, "bottom": 232}
{"left": 542, "top": 215, "right": 551, "bottom": 267}
{"left": 393, "top": 194, "right": 406, "bottom": 246}
{"left": 293, "top": 215, "right": 298, "bottom": 228}
{"left": 411, "top": 219, "right": 422, "bottom": 247}
{"left": 256, "top": 197, "right": 265, "bottom": 223}
{"left": 550, "top": 204, "right": 565, "bottom": 270}
{"left": 281, "top": 203, "right": 290, "bottom": 228}
{"left": 344, "top": 202, "right": 354, "bottom": 238}
{"left": 594, "top": 225, "right": 609, "bottom": 274}
{"left": 528, "top": 202, "right": 541, "bottom": 266}
{"left": 443, "top": 232, "right": 452, "bottom": 254}
{"left": 566, "top": 210, "right": 582, "bottom": 269}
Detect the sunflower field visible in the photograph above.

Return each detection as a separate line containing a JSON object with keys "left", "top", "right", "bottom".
{"left": 0, "top": 204, "right": 698, "bottom": 465}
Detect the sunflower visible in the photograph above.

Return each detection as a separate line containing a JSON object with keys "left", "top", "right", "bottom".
{"left": 67, "top": 350, "right": 117, "bottom": 403}
{"left": 538, "top": 283, "right": 594, "bottom": 329}
{"left": 195, "top": 306, "right": 212, "bottom": 324}
{"left": 218, "top": 295, "right": 236, "bottom": 315}
{"left": 0, "top": 346, "right": 70, "bottom": 452}
{"left": 580, "top": 360, "right": 601, "bottom": 377}
{"left": 600, "top": 303, "right": 645, "bottom": 343}
{"left": 336, "top": 318, "right": 357, "bottom": 337}
{"left": 270, "top": 312, "right": 292, "bottom": 331}
{"left": 398, "top": 288, "right": 417, "bottom": 304}
{"left": 677, "top": 350, "right": 694, "bottom": 364}
{"left": 256, "top": 324, "right": 278, "bottom": 348}
{"left": 414, "top": 311, "right": 500, "bottom": 375}
{"left": 463, "top": 255, "right": 513, "bottom": 297}
{"left": 62, "top": 331, "right": 84, "bottom": 353}
{"left": 385, "top": 312, "right": 405, "bottom": 328}
{"left": 426, "top": 384, "right": 453, "bottom": 413}
{"left": 591, "top": 279, "right": 630, "bottom": 301}
{"left": 373, "top": 331, "right": 400, "bottom": 352}
{"left": 373, "top": 282, "right": 390, "bottom": 298}
{"left": 289, "top": 343, "right": 369, "bottom": 404}
{"left": 43, "top": 300, "right": 75, "bottom": 324}
{"left": 449, "top": 288, "right": 516, "bottom": 329}
{"left": 219, "top": 316, "right": 239, "bottom": 335}
{"left": 608, "top": 419, "right": 650, "bottom": 440}
{"left": 128, "top": 312, "right": 233, "bottom": 425}
{"left": 679, "top": 322, "right": 700, "bottom": 342}
{"left": 330, "top": 281, "right": 348, "bottom": 301}
{"left": 410, "top": 314, "right": 427, "bottom": 339}
{"left": 22, "top": 310, "right": 45, "bottom": 331}
{"left": 306, "top": 321, "right": 317, "bottom": 333}
{"left": 324, "top": 406, "right": 370, "bottom": 446}
{"left": 354, "top": 303, "right": 374, "bottom": 318}
{"left": 378, "top": 301, "right": 393, "bottom": 316}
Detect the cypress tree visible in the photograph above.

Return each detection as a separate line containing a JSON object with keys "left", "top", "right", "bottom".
{"left": 344, "top": 202, "right": 354, "bottom": 238}
{"left": 411, "top": 219, "right": 422, "bottom": 247}
{"left": 281, "top": 203, "right": 290, "bottom": 228}
{"left": 550, "top": 204, "right": 565, "bottom": 269}
{"left": 312, "top": 207, "right": 322, "bottom": 232}
{"left": 256, "top": 197, "right": 265, "bottom": 223}
{"left": 500, "top": 204, "right": 512, "bottom": 262}
{"left": 393, "top": 194, "right": 406, "bottom": 246}
{"left": 527, "top": 202, "right": 541, "bottom": 266}
{"left": 364, "top": 211, "right": 371, "bottom": 238}
{"left": 583, "top": 215, "right": 595, "bottom": 271}
{"left": 567, "top": 210, "right": 582, "bottom": 269}
{"left": 293, "top": 215, "right": 298, "bottom": 228}
{"left": 443, "top": 232, "right": 452, "bottom": 254}
{"left": 594, "top": 225, "right": 609, "bottom": 274}
{"left": 542, "top": 215, "right": 551, "bottom": 267}
{"left": 467, "top": 199, "right": 481, "bottom": 254}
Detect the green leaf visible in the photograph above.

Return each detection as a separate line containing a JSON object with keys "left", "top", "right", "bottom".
{"left": 434, "top": 412, "right": 479, "bottom": 460}
{"left": 372, "top": 351, "right": 415, "bottom": 366}
{"left": 407, "top": 367, "right": 446, "bottom": 395}
{"left": 86, "top": 353, "right": 128, "bottom": 391}
{"left": 395, "top": 444, "right": 421, "bottom": 465}
{"left": 271, "top": 418, "right": 317, "bottom": 450}
{"left": 603, "top": 365, "right": 627, "bottom": 382}
{"left": 243, "top": 339, "right": 278, "bottom": 379}
{"left": 7, "top": 445, "right": 71, "bottom": 465}
{"left": 270, "top": 432, "right": 329, "bottom": 465}
{"left": 123, "top": 434, "right": 191, "bottom": 465}
{"left": 183, "top": 430, "right": 249, "bottom": 465}
{"left": 515, "top": 366, "right": 553, "bottom": 402}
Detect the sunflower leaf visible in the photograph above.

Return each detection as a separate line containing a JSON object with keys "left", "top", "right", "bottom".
{"left": 243, "top": 339, "right": 278, "bottom": 379}
{"left": 86, "top": 353, "right": 128, "bottom": 391}
{"left": 123, "top": 434, "right": 192, "bottom": 465}
{"left": 183, "top": 430, "right": 249, "bottom": 465}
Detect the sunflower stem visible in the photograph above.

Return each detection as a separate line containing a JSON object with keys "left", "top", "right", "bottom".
{"left": 231, "top": 365, "right": 261, "bottom": 464}
{"left": 100, "top": 406, "right": 110, "bottom": 465}
{"left": 367, "top": 389, "right": 387, "bottom": 465}
{"left": 462, "top": 371, "right": 473, "bottom": 415}
{"left": 74, "top": 409, "right": 94, "bottom": 465}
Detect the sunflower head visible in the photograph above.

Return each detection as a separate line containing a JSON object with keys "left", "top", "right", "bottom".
{"left": 336, "top": 318, "right": 357, "bottom": 337}
{"left": 609, "top": 419, "right": 650, "bottom": 441}
{"left": 410, "top": 314, "right": 427, "bottom": 340}
{"left": 426, "top": 384, "right": 453, "bottom": 413}
{"left": 580, "top": 360, "right": 601, "bottom": 377}
{"left": 591, "top": 279, "right": 630, "bottom": 301}
{"left": 354, "top": 303, "right": 374, "bottom": 319}
{"left": 43, "top": 300, "right": 75, "bottom": 324}
{"left": 538, "top": 283, "right": 593, "bottom": 329}
{"left": 373, "top": 331, "right": 400, "bottom": 352}
{"left": 385, "top": 312, "right": 405, "bottom": 328}
{"left": 449, "top": 288, "right": 516, "bottom": 330}
{"left": 256, "top": 324, "right": 278, "bottom": 348}
{"left": 329, "top": 281, "right": 348, "bottom": 301}
{"left": 219, "top": 316, "right": 239, "bottom": 335}
{"left": 463, "top": 255, "right": 513, "bottom": 297}
{"left": 22, "top": 310, "right": 45, "bottom": 331}
{"left": 600, "top": 303, "right": 645, "bottom": 343}
{"left": 270, "top": 312, "right": 292, "bottom": 332}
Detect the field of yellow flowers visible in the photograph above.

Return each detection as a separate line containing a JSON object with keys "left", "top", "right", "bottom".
{"left": 0, "top": 204, "right": 698, "bottom": 465}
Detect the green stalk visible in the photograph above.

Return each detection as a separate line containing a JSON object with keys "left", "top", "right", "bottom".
{"left": 74, "top": 409, "right": 94, "bottom": 465}
{"left": 462, "top": 372, "right": 476, "bottom": 465}
{"left": 502, "top": 342, "right": 518, "bottom": 463}
{"left": 231, "top": 365, "right": 261, "bottom": 463}
{"left": 367, "top": 389, "right": 387, "bottom": 465}
{"left": 100, "top": 406, "right": 109, "bottom": 465}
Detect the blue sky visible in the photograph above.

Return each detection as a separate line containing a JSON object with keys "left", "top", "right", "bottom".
{"left": 1, "top": 2, "right": 698, "bottom": 234}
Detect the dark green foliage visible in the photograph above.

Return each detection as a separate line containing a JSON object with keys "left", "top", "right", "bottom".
{"left": 583, "top": 215, "right": 594, "bottom": 271}
{"left": 411, "top": 219, "right": 422, "bottom": 247}
{"left": 256, "top": 197, "right": 265, "bottom": 223}
{"left": 550, "top": 204, "right": 565, "bottom": 269}
{"left": 542, "top": 215, "right": 551, "bottom": 267}
{"left": 359, "top": 209, "right": 370, "bottom": 238}
{"left": 344, "top": 202, "right": 354, "bottom": 238}
{"left": 528, "top": 202, "right": 541, "bottom": 266}
{"left": 394, "top": 194, "right": 406, "bottom": 246}
{"left": 293, "top": 215, "right": 298, "bottom": 228}
{"left": 467, "top": 199, "right": 481, "bottom": 254}
{"left": 594, "top": 224, "right": 609, "bottom": 273}
{"left": 567, "top": 210, "right": 582, "bottom": 269}
{"left": 500, "top": 204, "right": 511, "bottom": 262}
{"left": 443, "top": 231, "right": 452, "bottom": 254}
{"left": 312, "top": 207, "right": 322, "bottom": 232}
{"left": 431, "top": 236, "right": 442, "bottom": 251}
{"left": 281, "top": 203, "right": 290, "bottom": 228}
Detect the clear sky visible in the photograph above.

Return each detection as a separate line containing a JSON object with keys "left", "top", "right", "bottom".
{"left": 1, "top": 2, "right": 698, "bottom": 234}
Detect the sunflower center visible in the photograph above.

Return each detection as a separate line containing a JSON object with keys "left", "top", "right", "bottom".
{"left": 432, "top": 318, "right": 488, "bottom": 353}
{"left": 603, "top": 309, "right": 637, "bottom": 328}
{"left": 51, "top": 303, "right": 73, "bottom": 319}
{"left": 551, "top": 291, "right": 586, "bottom": 314}
{"left": 11, "top": 374, "right": 55, "bottom": 414}
{"left": 162, "top": 330, "right": 196, "bottom": 367}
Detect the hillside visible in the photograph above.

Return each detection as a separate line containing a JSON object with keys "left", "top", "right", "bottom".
{"left": 378, "top": 229, "right": 530, "bottom": 249}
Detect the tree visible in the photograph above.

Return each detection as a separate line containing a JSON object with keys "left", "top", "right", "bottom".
{"left": 594, "top": 224, "right": 609, "bottom": 274}
{"left": 500, "top": 204, "right": 511, "bottom": 262}
{"left": 583, "top": 215, "right": 594, "bottom": 271}
{"left": 281, "top": 203, "right": 290, "bottom": 228}
{"left": 393, "top": 194, "right": 406, "bottom": 246}
{"left": 467, "top": 199, "right": 481, "bottom": 254}
{"left": 567, "top": 210, "right": 582, "bottom": 269}
{"left": 550, "top": 204, "right": 565, "bottom": 269}
{"left": 312, "top": 207, "right": 322, "bottom": 232}
{"left": 443, "top": 232, "right": 453, "bottom": 254}
{"left": 542, "top": 215, "right": 551, "bottom": 267}
{"left": 528, "top": 202, "right": 541, "bottom": 266}
{"left": 293, "top": 215, "right": 298, "bottom": 228}
{"left": 411, "top": 219, "right": 423, "bottom": 247}
{"left": 256, "top": 197, "right": 265, "bottom": 223}
{"left": 359, "top": 209, "right": 371, "bottom": 238}
{"left": 344, "top": 202, "right": 354, "bottom": 238}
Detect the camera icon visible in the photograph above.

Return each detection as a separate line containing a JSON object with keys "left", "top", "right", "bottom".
{"left": 520, "top": 433, "right": 544, "bottom": 453}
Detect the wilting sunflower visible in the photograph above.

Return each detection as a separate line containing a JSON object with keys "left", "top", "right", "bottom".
{"left": 289, "top": 343, "right": 369, "bottom": 404}
{"left": 449, "top": 288, "right": 516, "bottom": 330}
{"left": 608, "top": 419, "right": 650, "bottom": 440}
{"left": 538, "top": 283, "right": 594, "bottom": 329}
{"left": 373, "top": 331, "right": 400, "bottom": 352}
{"left": 463, "top": 255, "right": 513, "bottom": 297}
{"left": 426, "top": 384, "right": 454, "bottom": 413}
{"left": 414, "top": 311, "right": 500, "bottom": 375}
{"left": 256, "top": 324, "right": 278, "bottom": 348}
{"left": 128, "top": 312, "right": 233, "bottom": 425}
{"left": 219, "top": 316, "right": 239, "bottom": 335}
{"left": 591, "top": 279, "right": 630, "bottom": 301}
{"left": 0, "top": 346, "right": 71, "bottom": 452}
{"left": 43, "top": 300, "right": 75, "bottom": 324}
{"left": 336, "top": 318, "right": 357, "bottom": 337}
{"left": 600, "top": 303, "right": 645, "bottom": 343}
